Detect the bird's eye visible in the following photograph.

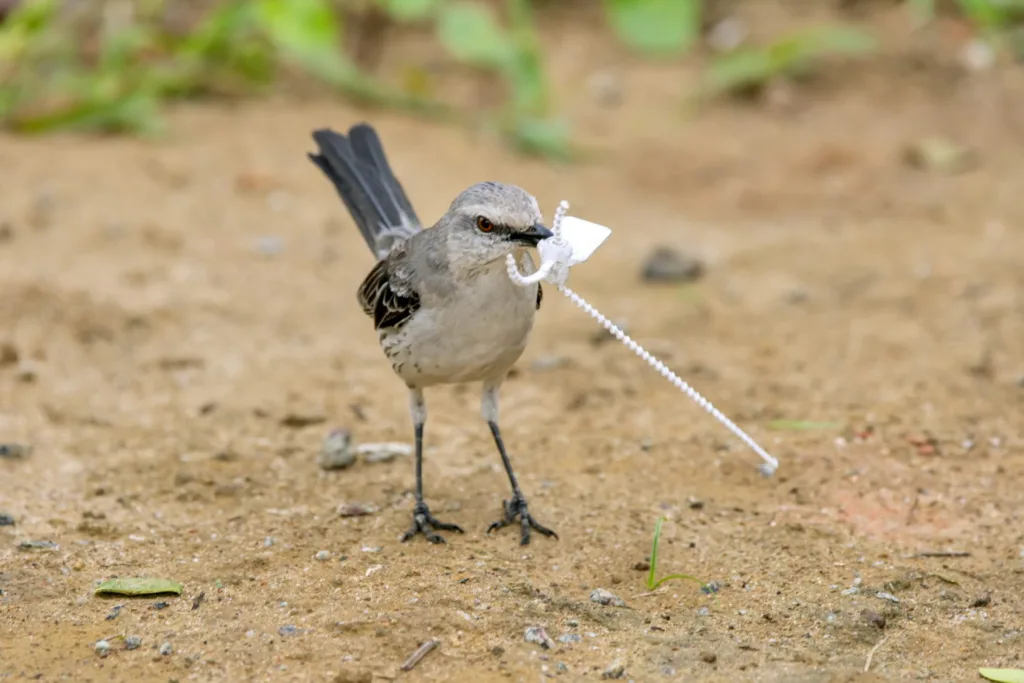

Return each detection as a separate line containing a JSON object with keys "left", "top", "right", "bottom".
{"left": 476, "top": 216, "right": 494, "bottom": 233}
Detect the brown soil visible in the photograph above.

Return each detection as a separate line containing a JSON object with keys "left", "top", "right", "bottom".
{"left": 2, "top": 4, "right": 1024, "bottom": 682}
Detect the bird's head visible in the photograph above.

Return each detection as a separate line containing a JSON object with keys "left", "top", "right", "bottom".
{"left": 441, "top": 181, "right": 552, "bottom": 268}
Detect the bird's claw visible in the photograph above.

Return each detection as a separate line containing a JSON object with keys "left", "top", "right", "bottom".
{"left": 487, "top": 495, "right": 558, "bottom": 546}
{"left": 401, "top": 502, "right": 464, "bottom": 544}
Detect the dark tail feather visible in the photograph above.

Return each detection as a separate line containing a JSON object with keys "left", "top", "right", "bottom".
{"left": 347, "top": 124, "right": 421, "bottom": 228}
{"left": 307, "top": 125, "right": 419, "bottom": 257}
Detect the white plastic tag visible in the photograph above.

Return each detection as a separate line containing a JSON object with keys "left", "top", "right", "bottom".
{"left": 558, "top": 216, "right": 611, "bottom": 266}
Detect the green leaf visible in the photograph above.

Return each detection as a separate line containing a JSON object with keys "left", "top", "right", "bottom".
{"left": 94, "top": 578, "right": 183, "bottom": 597}
{"left": 436, "top": 2, "right": 514, "bottom": 69}
{"left": 603, "top": 0, "right": 701, "bottom": 56}
{"left": 979, "top": 669, "right": 1024, "bottom": 683}
{"left": 255, "top": 0, "right": 343, "bottom": 69}
{"left": 379, "top": 0, "right": 440, "bottom": 22}
{"left": 705, "top": 49, "right": 775, "bottom": 92}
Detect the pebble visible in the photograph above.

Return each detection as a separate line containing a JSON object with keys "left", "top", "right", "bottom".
{"left": 524, "top": 626, "right": 555, "bottom": 650}
{"left": 315, "top": 550, "right": 331, "bottom": 561}
{"left": 336, "top": 502, "right": 377, "bottom": 517}
{"left": 861, "top": 609, "right": 886, "bottom": 630}
{"left": 0, "top": 513, "right": 14, "bottom": 526}
{"left": 530, "top": 355, "right": 570, "bottom": 371}
{"left": 558, "top": 633, "right": 581, "bottom": 644}
{"left": 700, "top": 651, "right": 717, "bottom": 664}
{"left": 640, "top": 246, "right": 705, "bottom": 284}
{"left": 601, "top": 661, "right": 626, "bottom": 679}
{"left": 632, "top": 560, "right": 650, "bottom": 571}
{"left": 875, "top": 591, "right": 900, "bottom": 603}
{"left": 105, "top": 604, "right": 123, "bottom": 621}
{"left": 264, "top": 536, "right": 275, "bottom": 547}
{"left": 319, "top": 430, "right": 356, "bottom": 470}
{"left": 17, "top": 539, "right": 58, "bottom": 551}
{"left": 159, "top": 642, "right": 173, "bottom": 656}
{"left": 95, "top": 640, "right": 111, "bottom": 657}
{"left": 0, "top": 442, "right": 31, "bottom": 460}
{"left": 124, "top": 635, "right": 142, "bottom": 650}
{"left": 254, "top": 236, "right": 284, "bottom": 256}
{"left": 590, "top": 588, "right": 626, "bottom": 607}
{"left": 278, "top": 625, "right": 301, "bottom": 637}
{"left": 357, "top": 442, "right": 412, "bottom": 463}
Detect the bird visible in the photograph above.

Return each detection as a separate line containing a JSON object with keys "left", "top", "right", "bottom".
{"left": 307, "top": 123, "right": 558, "bottom": 546}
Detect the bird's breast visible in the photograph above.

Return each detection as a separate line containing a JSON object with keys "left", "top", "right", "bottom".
{"left": 380, "top": 255, "right": 539, "bottom": 387}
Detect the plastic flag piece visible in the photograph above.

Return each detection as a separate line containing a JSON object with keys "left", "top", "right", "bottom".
{"left": 505, "top": 200, "right": 780, "bottom": 476}
{"left": 557, "top": 216, "right": 612, "bottom": 266}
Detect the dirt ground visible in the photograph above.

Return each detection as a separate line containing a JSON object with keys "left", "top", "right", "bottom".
{"left": 3, "top": 4, "right": 1024, "bottom": 682}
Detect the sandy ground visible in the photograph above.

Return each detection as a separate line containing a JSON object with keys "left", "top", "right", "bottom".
{"left": 3, "top": 4, "right": 1024, "bottom": 682}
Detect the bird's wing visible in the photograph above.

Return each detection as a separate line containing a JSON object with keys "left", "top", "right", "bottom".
{"left": 357, "top": 246, "right": 422, "bottom": 331}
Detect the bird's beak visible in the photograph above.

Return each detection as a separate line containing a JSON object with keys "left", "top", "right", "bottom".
{"left": 512, "top": 222, "right": 554, "bottom": 246}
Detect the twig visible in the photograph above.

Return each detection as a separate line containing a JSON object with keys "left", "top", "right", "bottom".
{"left": 400, "top": 639, "right": 439, "bottom": 672}
{"left": 864, "top": 636, "right": 887, "bottom": 673}
{"left": 911, "top": 551, "right": 971, "bottom": 558}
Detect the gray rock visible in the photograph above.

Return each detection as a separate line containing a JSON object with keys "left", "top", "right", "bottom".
{"left": 641, "top": 246, "right": 705, "bottom": 284}
{"left": 95, "top": 640, "right": 111, "bottom": 657}
{"left": 590, "top": 588, "right": 626, "bottom": 607}
{"left": 602, "top": 661, "right": 626, "bottom": 679}
{"left": 124, "top": 635, "right": 142, "bottom": 651}
{"left": 158, "top": 642, "right": 173, "bottom": 656}
{"left": 524, "top": 626, "right": 555, "bottom": 649}
{"left": 357, "top": 442, "right": 412, "bottom": 463}
{"left": 319, "top": 430, "right": 355, "bottom": 470}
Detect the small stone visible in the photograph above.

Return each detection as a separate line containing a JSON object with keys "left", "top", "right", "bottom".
{"left": 0, "top": 342, "right": 17, "bottom": 366}
{"left": 860, "top": 609, "right": 886, "bottom": 629}
{"left": 151, "top": 601, "right": 170, "bottom": 610}
{"left": 356, "top": 442, "right": 413, "bottom": 463}
{"left": 17, "top": 539, "right": 57, "bottom": 551}
{"left": 95, "top": 640, "right": 111, "bottom": 657}
{"left": 633, "top": 560, "right": 651, "bottom": 571}
{"left": 158, "top": 642, "right": 173, "bottom": 656}
{"left": 601, "top": 661, "right": 626, "bottom": 679}
{"left": 687, "top": 496, "right": 705, "bottom": 510}
{"left": 590, "top": 588, "right": 626, "bottom": 607}
{"left": 16, "top": 361, "right": 39, "bottom": 382}
{"left": 264, "top": 536, "right": 275, "bottom": 547}
{"left": 105, "top": 604, "right": 123, "bottom": 621}
{"left": 278, "top": 625, "right": 301, "bottom": 637}
{"left": 904, "top": 138, "right": 976, "bottom": 174}
{"left": 971, "top": 595, "right": 991, "bottom": 608}
{"left": 0, "top": 442, "right": 31, "bottom": 460}
{"left": 558, "top": 633, "right": 582, "bottom": 644}
{"left": 641, "top": 246, "right": 705, "bottom": 284}
{"left": 699, "top": 651, "right": 717, "bottom": 664}
{"left": 875, "top": 591, "right": 900, "bottom": 603}
{"left": 0, "top": 513, "right": 14, "bottom": 526}
{"left": 530, "top": 355, "right": 570, "bottom": 371}
{"left": 320, "top": 430, "right": 356, "bottom": 470}
{"left": 315, "top": 550, "right": 331, "bottom": 561}
{"left": 336, "top": 503, "right": 377, "bottom": 517}
{"left": 254, "top": 236, "right": 284, "bottom": 256}
{"left": 696, "top": 607, "right": 710, "bottom": 616}
{"left": 124, "top": 635, "right": 142, "bottom": 650}
{"left": 524, "top": 626, "right": 555, "bottom": 649}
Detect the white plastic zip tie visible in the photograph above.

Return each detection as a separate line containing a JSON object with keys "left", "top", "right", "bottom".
{"left": 506, "top": 200, "right": 779, "bottom": 476}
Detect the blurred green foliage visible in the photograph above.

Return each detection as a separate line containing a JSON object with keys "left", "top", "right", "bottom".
{"left": 0, "top": 0, "right": 1020, "bottom": 158}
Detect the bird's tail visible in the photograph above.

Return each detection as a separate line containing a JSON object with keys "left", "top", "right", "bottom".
{"left": 308, "top": 124, "right": 421, "bottom": 259}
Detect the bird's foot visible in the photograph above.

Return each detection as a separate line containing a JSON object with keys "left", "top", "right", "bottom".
{"left": 401, "top": 502, "right": 464, "bottom": 544}
{"left": 487, "top": 494, "right": 558, "bottom": 546}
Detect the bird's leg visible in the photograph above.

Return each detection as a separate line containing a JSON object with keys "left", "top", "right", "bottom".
{"left": 401, "top": 388, "right": 464, "bottom": 544}
{"left": 481, "top": 383, "right": 558, "bottom": 546}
